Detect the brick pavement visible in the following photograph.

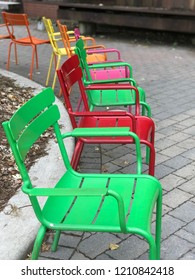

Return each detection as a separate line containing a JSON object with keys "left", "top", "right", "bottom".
{"left": 0, "top": 24, "right": 195, "bottom": 260}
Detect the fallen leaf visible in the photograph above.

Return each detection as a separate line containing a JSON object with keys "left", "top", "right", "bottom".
{"left": 109, "top": 243, "right": 119, "bottom": 250}
{"left": 41, "top": 242, "right": 51, "bottom": 252}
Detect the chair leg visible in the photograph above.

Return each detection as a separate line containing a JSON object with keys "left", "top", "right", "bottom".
{"left": 13, "top": 43, "right": 18, "bottom": 65}
{"left": 148, "top": 235, "right": 157, "bottom": 260}
{"left": 52, "top": 55, "right": 61, "bottom": 90}
{"left": 46, "top": 52, "right": 54, "bottom": 86}
{"left": 146, "top": 143, "right": 155, "bottom": 176}
{"left": 71, "top": 139, "right": 84, "bottom": 170}
{"left": 146, "top": 128, "right": 155, "bottom": 172}
{"left": 35, "top": 45, "right": 39, "bottom": 69}
{"left": 29, "top": 46, "right": 35, "bottom": 80}
{"left": 6, "top": 42, "right": 13, "bottom": 70}
{"left": 31, "top": 225, "right": 47, "bottom": 260}
{"left": 155, "top": 190, "right": 162, "bottom": 260}
{"left": 51, "top": 230, "right": 61, "bottom": 252}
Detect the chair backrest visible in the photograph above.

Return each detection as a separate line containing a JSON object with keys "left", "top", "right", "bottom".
{"left": 57, "top": 54, "right": 90, "bottom": 128}
{"left": 42, "top": 16, "right": 64, "bottom": 55}
{"left": 2, "top": 88, "right": 71, "bottom": 185}
{"left": 57, "top": 21, "right": 103, "bottom": 63}
{"left": 57, "top": 20, "right": 74, "bottom": 58}
{"left": 75, "top": 38, "right": 93, "bottom": 82}
{"left": 74, "top": 27, "right": 80, "bottom": 40}
{"left": 2, "top": 12, "right": 32, "bottom": 42}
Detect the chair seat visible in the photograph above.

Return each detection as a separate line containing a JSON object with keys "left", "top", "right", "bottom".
{"left": 78, "top": 115, "right": 153, "bottom": 142}
{"left": 90, "top": 68, "right": 129, "bottom": 80}
{"left": 14, "top": 36, "right": 50, "bottom": 45}
{"left": 42, "top": 172, "right": 160, "bottom": 234}
{"left": 0, "top": 34, "right": 10, "bottom": 39}
{"left": 78, "top": 115, "right": 134, "bottom": 143}
{"left": 86, "top": 87, "right": 145, "bottom": 107}
{"left": 86, "top": 53, "right": 106, "bottom": 63}
{"left": 69, "top": 47, "right": 105, "bottom": 63}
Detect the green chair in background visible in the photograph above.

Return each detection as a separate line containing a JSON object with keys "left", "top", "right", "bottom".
{"left": 75, "top": 39, "right": 150, "bottom": 116}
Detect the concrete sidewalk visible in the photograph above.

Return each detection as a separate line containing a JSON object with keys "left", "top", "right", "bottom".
{"left": 0, "top": 24, "right": 195, "bottom": 260}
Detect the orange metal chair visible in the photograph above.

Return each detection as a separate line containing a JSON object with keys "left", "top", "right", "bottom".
{"left": 0, "top": 23, "right": 17, "bottom": 64}
{"left": 57, "top": 20, "right": 110, "bottom": 63}
{"left": 2, "top": 12, "right": 50, "bottom": 80}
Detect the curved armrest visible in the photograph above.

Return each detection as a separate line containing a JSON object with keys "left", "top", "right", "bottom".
{"left": 25, "top": 186, "right": 108, "bottom": 197}
{"left": 68, "top": 127, "right": 131, "bottom": 138}
{"left": 107, "top": 189, "right": 127, "bottom": 232}
{"left": 85, "top": 44, "right": 106, "bottom": 50}
{"left": 84, "top": 77, "right": 137, "bottom": 86}
{"left": 70, "top": 110, "right": 134, "bottom": 118}
{"left": 66, "top": 128, "right": 142, "bottom": 174}
{"left": 87, "top": 48, "right": 121, "bottom": 60}
{"left": 88, "top": 61, "right": 132, "bottom": 71}
{"left": 52, "top": 31, "right": 61, "bottom": 36}
{"left": 80, "top": 36, "right": 96, "bottom": 45}
{"left": 23, "top": 181, "right": 127, "bottom": 232}
{"left": 24, "top": 183, "right": 127, "bottom": 232}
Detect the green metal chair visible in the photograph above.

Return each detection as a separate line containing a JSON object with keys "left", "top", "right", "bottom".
{"left": 75, "top": 39, "right": 150, "bottom": 116}
{"left": 2, "top": 87, "right": 162, "bottom": 260}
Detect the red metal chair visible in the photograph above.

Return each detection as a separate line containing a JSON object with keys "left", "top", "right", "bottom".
{"left": 2, "top": 12, "right": 50, "bottom": 80}
{"left": 57, "top": 54, "right": 155, "bottom": 175}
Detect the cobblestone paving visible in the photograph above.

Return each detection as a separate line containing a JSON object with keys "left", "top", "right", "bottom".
{"left": 0, "top": 25, "right": 194, "bottom": 260}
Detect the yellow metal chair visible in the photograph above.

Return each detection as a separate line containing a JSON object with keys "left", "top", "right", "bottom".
{"left": 42, "top": 16, "right": 69, "bottom": 90}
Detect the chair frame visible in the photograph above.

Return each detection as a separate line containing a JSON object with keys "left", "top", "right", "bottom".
{"left": 2, "top": 12, "right": 50, "bottom": 80}
{"left": 42, "top": 16, "right": 68, "bottom": 90}
{"left": 57, "top": 20, "right": 110, "bottom": 64}
{"left": 0, "top": 23, "right": 17, "bottom": 62}
{"left": 74, "top": 39, "right": 150, "bottom": 116}
{"left": 2, "top": 87, "right": 162, "bottom": 260}
{"left": 57, "top": 55, "right": 156, "bottom": 175}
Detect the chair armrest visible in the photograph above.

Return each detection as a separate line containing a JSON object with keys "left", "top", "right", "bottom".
{"left": 79, "top": 36, "right": 96, "bottom": 45}
{"left": 67, "top": 127, "right": 131, "bottom": 138}
{"left": 63, "top": 127, "right": 141, "bottom": 174}
{"left": 88, "top": 61, "right": 132, "bottom": 71}
{"left": 25, "top": 184, "right": 127, "bottom": 232}
{"left": 67, "top": 31, "right": 75, "bottom": 35}
{"left": 84, "top": 77, "right": 137, "bottom": 87}
{"left": 70, "top": 110, "right": 134, "bottom": 117}
{"left": 85, "top": 84, "right": 138, "bottom": 91}
{"left": 87, "top": 48, "right": 121, "bottom": 60}
{"left": 22, "top": 181, "right": 32, "bottom": 194}
{"left": 85, "top": 44, "right": 106, "bottom": 49}
{"left": 52, "top": 32, "right": 62, "bottom": 38}
{"left": 107, "top": 189, "right": 126, "bottom": 232}
{"left": 24, "top": 186, "right": 108, "bottom": 197}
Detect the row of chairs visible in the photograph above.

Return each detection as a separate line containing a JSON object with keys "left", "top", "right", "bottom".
{"left": 2, "top": 12, "right": 162, "bottom": 260}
